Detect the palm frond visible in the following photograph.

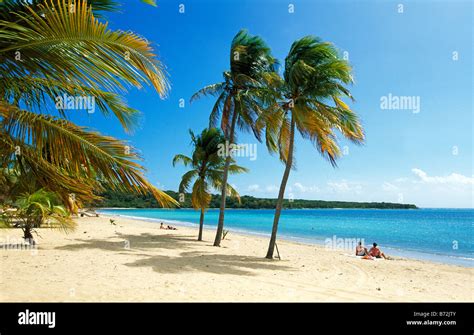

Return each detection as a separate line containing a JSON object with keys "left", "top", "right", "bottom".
{"left": 178, "top": 169, "right": 198, "bottom": 194}
{"left": 190, "top": 82, "right": 226, "bottom": 103}
{"left": 172, "top": 154, "right": 193, "bottom": 167}
{"left": 191, "top": 178, "right": 211, "bottom": 210}
{"left": 0, "top": 0, "right": 169, "bottom": 96}
{"left": 1, "top": 103, "right": 177, "bottom": 207}
{"left": 0, "top": 75, "right": 140, "bottom": 132}
{"left": 227, "top": 164, "right": 249, "bottom": 175}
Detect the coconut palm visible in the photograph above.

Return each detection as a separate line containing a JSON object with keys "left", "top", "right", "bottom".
{"left": 0, "top": 166, "right": 43, "bottom": 206}
{"left": 173, "top": 128, "right": 247, "bottom": 241}
{"left": 261, "top": 36, "right": 365, "bottom": 259}
{"left": 0, "top": 188, "right": 74, "bottom": 244}
{"left": 191, "top": 30, "right": 277, "bottom": 246}
{"left": 0, "top": 0, "right": 177, "bottom": 209}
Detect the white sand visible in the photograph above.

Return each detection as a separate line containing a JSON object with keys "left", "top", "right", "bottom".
{"left": 0, "top": 215, "right": 472, "bottom": 302}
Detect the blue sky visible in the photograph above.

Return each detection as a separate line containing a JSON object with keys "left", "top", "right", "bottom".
{"left": 71, "top": 0, "right": 472, "bottom": 208}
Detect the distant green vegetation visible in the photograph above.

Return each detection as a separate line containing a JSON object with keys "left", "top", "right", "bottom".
{"left": 94, "top": 190, "right": 418, "bottom": 209}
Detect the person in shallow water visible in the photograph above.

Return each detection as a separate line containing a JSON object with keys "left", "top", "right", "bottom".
{"left": 369, "top": 242, "right": 388, "bottom": 259}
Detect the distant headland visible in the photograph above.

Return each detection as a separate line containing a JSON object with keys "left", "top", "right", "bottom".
{"left": 95, "top": 190, "right": 418, "bottom": 210}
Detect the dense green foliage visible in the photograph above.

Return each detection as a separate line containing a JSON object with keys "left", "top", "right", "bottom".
{"left": 94, "top": 190, "right": 417, "bottom": 209}
{"left": 0, "top": 0, "right": 175, "bottom": 210}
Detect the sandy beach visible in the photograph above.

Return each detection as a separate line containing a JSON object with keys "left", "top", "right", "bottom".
{"left": 0, "top": 215, "right": 472, "bottom": 302}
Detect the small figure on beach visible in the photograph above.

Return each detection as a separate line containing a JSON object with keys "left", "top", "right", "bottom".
{"left": 160, "top": 222, "right": 177, "bottom": 230}
{"left": 368, "top": 242, "right": 388, "bottom": 259}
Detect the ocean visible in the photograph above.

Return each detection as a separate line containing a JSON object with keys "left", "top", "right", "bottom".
{"left": 98, "top": 208, "right": 473, "bottom": 267}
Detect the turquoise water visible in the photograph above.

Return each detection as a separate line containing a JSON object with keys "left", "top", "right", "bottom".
{"left": 98, "top": 208, "right": 473, "bottom": 267}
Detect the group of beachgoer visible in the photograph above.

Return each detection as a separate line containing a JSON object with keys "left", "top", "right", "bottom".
{"left": 160, "top": 222, "right": 177, "bottom": 230}
{"left": 355, "top": 241, "right": 389, "bottom": 260}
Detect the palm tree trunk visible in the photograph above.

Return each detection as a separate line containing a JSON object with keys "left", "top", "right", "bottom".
{"left": 23, "top": 224, "right": 35, "bottom": 245}
{"left": 266, "top": 115, "right": 295, "bottom": 259}
{"left": 198, "top": 208, "right": 205, "bottom": 241}
{"left": 214, "top": 110, "right": 239, "bottom": 246}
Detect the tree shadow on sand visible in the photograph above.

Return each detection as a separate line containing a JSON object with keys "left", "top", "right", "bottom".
{"left": 123, "top": 251, "right": 294, "bottom": 276}
{"left": 54, "top": 232, "right": 294, "bottom": 276}
{"left": 55, "top": 233, "right": 197, "bottom": 252}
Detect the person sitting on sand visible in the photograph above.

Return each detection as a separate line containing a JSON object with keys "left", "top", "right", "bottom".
{"left": 160, "top": 222, "right": 177, "bottom": 230}
{"left": 356, "top": 241, "right": 373, "bottom": 260}
{"left": 355, "top": 241, "right": 369, "bottom": 256}
{"left": 369, "top": 242, "right": 388, "bottom": 259}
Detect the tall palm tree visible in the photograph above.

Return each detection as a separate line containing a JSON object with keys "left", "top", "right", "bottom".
{"left": 191, "top": 30, "right": 277, "bottom": 246}
{"left": 262, "top": 36, "right": 365, "bottom": 259}
{"left": 0, "top": 0, "right": 177, "bottom": 209}
{"left": 173, "top": 128, "right": 247, "bottom": 241}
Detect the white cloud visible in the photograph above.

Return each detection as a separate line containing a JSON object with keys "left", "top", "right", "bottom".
{"left": 247, "top": 184, "right": 260, "bottom": 192}
{"left": 246, "top": 183, "right": 319, "bottom": 196}
{"left": 293, "top": 182, "right": 305, "bottom": 192}
{"left": 382, "top": 182, "right": 399, "bottom": 191}
{"left": 411, "top": 168, "right": 474, "bottom": 185}
{"left": 327, "top": 180, "right": 363, "bottom": 194}
{"left": 265, "top": 185, "right": 279, "bottom": 193}
{"left": 293, "top": 182, "right": 320, "bottom": 193}
{"left": 394, "top": 177, "right": 409, "bottom": 183}
{"left": 382, "top": 169, "right": 473, "bottom": 208}
{"left": 246, "top": 184, "right": 278, "bottom": 194}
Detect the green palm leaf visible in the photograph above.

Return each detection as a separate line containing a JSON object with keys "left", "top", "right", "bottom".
{"left": 0, "top": 75, "right": 140, "bottom": 132}
{"left": 1, "top": 103, "right": 177, "bottom": 207}
{"left": 0, "top": 0, "right": 169, "bottom": 96}
{"left": 173, "top": 128, "right": 247, "bottom": 211}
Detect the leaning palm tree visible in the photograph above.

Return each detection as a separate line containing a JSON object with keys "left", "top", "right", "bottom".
{"left": 191, "top": 30, "right": 277, "bottom": 246}
{"left": 261, "top": 36, "right": 365, "bottom": 259}
{"left": 173, "top": 128, "right": 247, "bottom": 241}
{"left": 0, "top": 0, "right": 177, "bottom": 209}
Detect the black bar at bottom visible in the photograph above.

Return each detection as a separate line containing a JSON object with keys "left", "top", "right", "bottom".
{"left": 0, "top": 302, "right": 471, "bottom": 334}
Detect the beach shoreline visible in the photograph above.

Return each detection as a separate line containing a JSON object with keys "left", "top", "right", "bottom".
{"left": 97, "top": 210, "right": 474, "bottom": 268}
{"left": 0, "top": 215, "right": 472, "bottom": 302}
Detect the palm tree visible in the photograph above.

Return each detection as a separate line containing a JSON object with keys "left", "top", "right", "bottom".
{"left": 0, "top": 188, "right": 74, "bottom": 244}
{"left": 173, "top": 128, "right": 247, "bottom": 241}
{"left": 0, "top": 0, "right": 177, "bottom": 210}
{"left": 262, "top": 36, "right": 365, "bottom": 259}
{"left": 191, "top": 30, "right": 277, "bottom": 246}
